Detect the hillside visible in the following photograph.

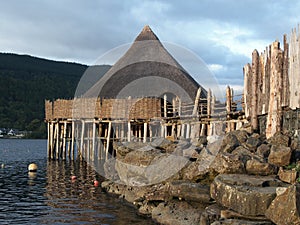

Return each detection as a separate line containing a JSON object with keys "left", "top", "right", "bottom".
{"left": 0, "top": 53, "right": 111, "bottom": 138}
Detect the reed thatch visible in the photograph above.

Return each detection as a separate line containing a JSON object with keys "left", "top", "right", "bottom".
{"left": 84, "top": 25, "right": 206, "bottom": 101}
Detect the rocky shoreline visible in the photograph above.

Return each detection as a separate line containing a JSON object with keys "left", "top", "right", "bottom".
{"left": 100, "top": 125, "right": 300, "bottom": 225}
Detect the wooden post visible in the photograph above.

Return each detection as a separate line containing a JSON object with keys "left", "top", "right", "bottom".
{"left": 289, "top": 27, "right": 300, "bottom": 109}
{"left": 121, "top": 122, "right": 125, "bottom": 142}
{"left": 67, "top": 123, "right": 71, "bottom": 159}
{"left": 282, "top": 34, "right": 289, "bottom": 107}
{"left": 177, "top": 123, "right": 181, "bottom": 138}
{"left": 62, "top": 121, "right": 67, "bottom": 160}
{"left": 207, "top": 89, "right": 212, "bottom": 117}
{"left": 164, "top": 94, "right": 167, "bottom": 118}
{"left": 181, "top": 123, "right": 185, "bottom": 138}
{"left": 56, "top": 122, "right": 59, "bottom": 160}
{"left": 47, "top": 122, "right": 50, "bottom": 159}
{"left": 193, "top": 87, "right": 201, "bottom": 116}
{"left": 161, "top": 123, "right": 165, "bottom": 137}
{"left": 226, "top": 86, "right": 232, "bottom": 132}
{"left": 143, "top": 122, "right": 147, "bottom": 143}
{"left": 178, "top": 98, "right": 182, "bottom": 116}
{"left": 92, "top": 120, "right": 96, "bottom": 162}
{"left": 127, "top": 121, "right": 131, "bottom": 141}
{"left": 226, "top": 86, "right": 232, "bottom": 114}
{"left": 243, "top": 63, "right": 252, "bottom": 118}
{"left": 266, "top": 41, "right": 283, "bottom": 138}
{"left": 71, "top": 121, "right": 75, "bottom": 159}
{"left": 106, "top": 121, "right": 112, "bottom": 160}
{"left": 186, "top": 123, "right": 190, "bottom": 139}
{"left": 149, "top": 123, "right": 153, "bottom": 141}
{"left": 139, "top": 125, "right": 142, "bottom": 142}
{"left": 80, "top": 120, "right": 85, "bottom": 160}
{"left": 251, "top": 50, "right": 259, "bottom": 131}
{"left": 200, "top": 123, "right": 206, "bottom": 136}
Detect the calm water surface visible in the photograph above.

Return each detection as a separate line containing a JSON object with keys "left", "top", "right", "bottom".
{"left": 0, "top": 139, "right": 156, "bottom": 225}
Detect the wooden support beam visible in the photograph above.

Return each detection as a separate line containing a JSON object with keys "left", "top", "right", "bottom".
{"left": 62, "top": 121, "right": 67, "bottom": 160}
{"left": 92, "top": 120, "right": 96, "bottom": 162}
{"left": 106, "top": 121, "right": 112, "bottom": 160}
{"left": 80, "top": 120, "right": 85, "bottom": 160}
{"left": 55, "top": 122, "right": 59, "bottom": 160}
{"left": 164, "top": 94, "right": 167, "bottom": 118}
{"left": 127, "top": 121, "right": 131, "bottom": 142}
{"left": 71, "top": 121, "right": 75, "bottom": 159}
{"left": 143, "top": 122, "right": 147, "bottom": 143}
{"left": 192, "top": 87, "right": 201, "bottom": 116}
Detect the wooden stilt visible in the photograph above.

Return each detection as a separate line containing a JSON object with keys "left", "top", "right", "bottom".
{"left": 143, "top": 122, "right": 147, "bottom": 143}
{"left": 62, "top": 121, "right": 67, "bottom": 160}
{"left": 67, "top": 123, "right": 71, "bottom": 159}
{"left": 181, "top": 123, "right": 185, "bottom": 138}
{"left": 127, "top": 121, "right": 131, "bottom": 142}
{"left": 106, "top": 121, "right": 112, "bottom": 160}
{"left": 177, "top": 123, "right": 181, "bottom": 138}
{"left": 186, "top": 123, "right": 190, "bottom": 139}
{"left": 56, "top": 122, "right": 59, "bottom": 160}
{"left": 161, "top": 123, "right": 165, "bottom": 138}
{"left": 193, "top": 87, "right": 201, "bottom": 116}
{"left": 92, "top": 120, "right": 96, "bottom": 162}
{"left": 164, "top": 94, "right": 167, "bottom": 118}
{"left": 80, "top": 120, "right": 85, "bottom": 160}
{"left": 47, "top": 122, "right": 50, "bottom": 158}
{"left": 71, "top": 121, "right": 75, "bottom": 159}
{"left": 139, "top": 125, "right": 142, "bottom": 142}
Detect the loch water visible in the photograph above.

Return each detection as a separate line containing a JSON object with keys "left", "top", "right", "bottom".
{"left": 0, "top": 139, "right": 156, "bottom": 225}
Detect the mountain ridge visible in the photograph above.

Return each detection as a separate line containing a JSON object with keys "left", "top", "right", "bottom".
{"left": 0, "top": 52, "right": 111, "bottom": 138}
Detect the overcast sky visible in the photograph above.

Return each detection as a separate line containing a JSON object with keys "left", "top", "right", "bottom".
{"left": 1, "top": 0, "right": 300, "bottom": 94}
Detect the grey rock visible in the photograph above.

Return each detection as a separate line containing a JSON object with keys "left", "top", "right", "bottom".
{"left": 211, "top": 152, "right": 245, "bottom": 174}
{"left": 152, "top": 200, "right": 201, "bottom": 225}
{"left": 168, "top": 180, "right": 211, "bottom": 203}
{"left": 245, "top": 136, "right": 261, "bottom": 151}
{"left": 265, "top": 184, "right": 300, "bottom": 225}
{"left": 278, "top": 167, "right": 297, "bottom": 184}
{"left": 220, "top": 133, "right": 240, "bottom": 153}
{"left": 256, "top": 144, "right": 271, "bottom": 159}
{"left": 210, "top": 174, "right": 286, "bottom": 216}
{"left": 267, "top": 132, "right": 290, "bottom": 146}
{"left": 246, "top": 159, "right": 277, "bottom": 176}
{"left": 115, "top": 153, "right": 189, "bottom": 186}
{"left": 200, "top": 204, "right": 223, "bottom": 225}
{"left": 268, "top": 145, "right": 292, "bottom": 167}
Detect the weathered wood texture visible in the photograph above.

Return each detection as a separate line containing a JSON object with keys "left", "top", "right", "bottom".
{"left": 243, "top": 27, "right": 300, "bottom": 138}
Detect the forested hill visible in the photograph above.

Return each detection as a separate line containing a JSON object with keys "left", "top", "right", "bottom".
{"left": 0, "top": 53, "right": 111, "bottom": 138}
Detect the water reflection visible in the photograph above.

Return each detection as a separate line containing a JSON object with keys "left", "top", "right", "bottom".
{"left": 44, "top": 160, "right": 156, "bottom": 225}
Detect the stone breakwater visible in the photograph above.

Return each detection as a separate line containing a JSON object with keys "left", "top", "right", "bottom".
{"left": 100, "top": 125, "right": 300, "bottom": 225}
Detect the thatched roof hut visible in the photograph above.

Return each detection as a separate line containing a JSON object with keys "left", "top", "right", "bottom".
{"left": 85, "top": 25, "right": 206, "bottom": 102}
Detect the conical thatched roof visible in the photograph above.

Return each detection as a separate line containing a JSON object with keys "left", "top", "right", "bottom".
{"left": 84, "top": 25, "right": 206, "bottom": 101}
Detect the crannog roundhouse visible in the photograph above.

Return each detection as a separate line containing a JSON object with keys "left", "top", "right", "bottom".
{"left": 45, "top": 26, "right": 237, "bottom": 161}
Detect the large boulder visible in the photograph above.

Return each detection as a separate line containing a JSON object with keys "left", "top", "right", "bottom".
{"left": 182, "top": 140, "right": 222, "bottom": 182}
{"left": 210, "top": 152, "right": 245, "bottom": 174}
{"left": 200, "top": 204, "right": 224, "bottom": 225}
{"left": 115, "top": 152, "right": 189, "bottom": 186}
{"left": 210, "top": 219, "right": 272, "bottom": 225}
{"left": 265, "top": 185, "right": 300, "bottom": 225}
{"left": 152, "top": 200, "right": 201, "bottom": 225}
{"left": 278, "top": 167, "right": 297, "bottom": 184}
{"left": 210, "top": 174, "right": 286, "bottom": 216}
{"left": 246, "top": 159, "right": 277, "bottom": 176}
{"left": 256, "top": 144, "right": 271, "bottom": 159}
{"left": 268, "top": 145, "right": 292, "bottom": 167}
{"left": 168, "top": 180, "right": 211, "bottom": 203}
{"left": 267, "top": 132, "right": 290, "bottom": 146}
{"left": 220, "top": 133, "right": 240, "bottom": 153}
